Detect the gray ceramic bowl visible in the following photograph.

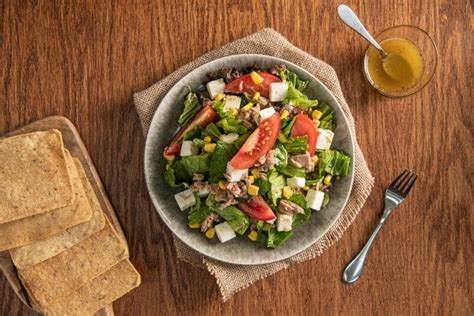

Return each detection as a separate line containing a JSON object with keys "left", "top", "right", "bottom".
{"left": 144, "top": 54, "right": 355, "bottom": 265}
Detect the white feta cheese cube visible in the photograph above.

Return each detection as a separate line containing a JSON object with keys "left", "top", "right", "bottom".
{"left": 316, "top": 129, "right": 335, "bottom": 150}
{"left": 174, "top": 190, "right": 196, "bottom": 211}
{"left": 277, "top": 214, "right": 293, "bottom": 232}
{"left": 223, "top": 95, "right": 241, "bottom": 111}
{"left": 306, "top": 189, "right": 325, "bottom": 211}
{"left": 259, "top": 107, "right": 276, "bottom": 121}
{"left": 287, "top": 176, "right": 306, "bottom": 189}
{"left": 206, "top": 79, "right": 225, "bottom": 99}
{"left": 269, "top": 82, "right": 289, "bottom": 102}
{"left": 215, "top": 222, "right": 237, "bottom": 243}
{"left": 219, "top": 133, "right": 240, "bottom": 144}
{"left": 197, "top": 186, "right": 209, "bottom": 197}
{"left": 226, "top": 163, "right": 248, "bottom": 182}
{"left": 180, "top": 140, "right": 198, "bottom": 157}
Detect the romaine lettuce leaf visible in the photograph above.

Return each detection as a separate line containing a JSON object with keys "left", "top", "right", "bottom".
{"left": 267, "top": 171, "right": 285, "bottom": 205}
{"left": 178, "top": 91, "right": 202, "bottom": 126}
{"left": 276, "top": 165, "right": 306, "bottom": 178}
{"left": 283, "top": 136, "right": 308, "bottom": 154}
{"left": 274, "top": 143, "right": 288, "bottom": 167}
{"left": 180, "top": 153, "right": 212, "bottom": 177}
{"left": 214, "top": 100, "right": 248, "bottom": 135}
{"left": 188, "top": 199, "right": 211, "bottom": 226}
{"left": 317, "top": 102, "right": 336, "bottom": 131}
{"left": 266, "top": 227, "right": 293, "bottom": 248}
{"left": 289, "top": 194, "right": 312, "bottom": 227}
{"left": 172, "top": 160, "right": 191, "bottom": 182}
{"left": 215, "top": 206, "right": 251, "bottom": 235}
{"left": 192, "top": 138, "right": 206, "bottom": 148}
{"left": 201, "top": 122, "right": 222, "bottom": 140}
{"left": 164, "top": 168, "right": 180, "bottom": 187}
{"left": 183, "top": 125, "right": 203, "bottom": 140}
{"left": 282, "top": 85, "right": 318, "bottom": 109}
{"left": 255, "top": 177, "right": 271, "bottom": 195}
{"left": 209, "top": 141, "right": 237, "bottom": 183}
{"left": 318, "top": 149, "right": 351, "bottom": 176}
{"left": 278, "top": 69, "right": 309, "bottom": 92}
{"left": 282, "top": 116, "right": 296, "bottom": 137}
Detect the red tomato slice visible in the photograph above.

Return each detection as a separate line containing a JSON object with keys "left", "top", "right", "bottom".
{"left": 238, "top": 196, "right": 276, "bottom": 222}
{"left": 229, "top": 112, "right": 281, "bottom": 169}
{"left": 290, "top": 113, "right": 318, "bottom": 156}
{"left": 224, "top": 72, "right": 281, "bottom": 98}
{"left": 164, "top": 105, "right": 219, "bottom": 156}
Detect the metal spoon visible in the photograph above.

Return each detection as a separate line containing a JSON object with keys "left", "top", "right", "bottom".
{"left": 337, "top": 4, "right": 413, "bottom": 83}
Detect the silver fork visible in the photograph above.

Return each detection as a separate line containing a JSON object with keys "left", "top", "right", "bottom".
{"left": 343, "top": 169, "right": 418, "bottom": 284}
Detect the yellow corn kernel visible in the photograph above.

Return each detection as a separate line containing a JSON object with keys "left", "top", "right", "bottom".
{"left": 203, "top": 135, "right": 212, "bottom": 143}
{"left": 248, "top": 184, "right": 260, "bottom": 196}
{"left": 313, "top": 119, "right": 320, "bottom": 128}
{"left": 312, "top": 155, "right": 319, "bottom": 166}
{"left": 218, "top": 180, "right": 227, "bottom": 190}
{"left": 242, "top": 102, "right": 253, "bottom": 111}
{"left": 262, "top": 223, "right": 272, "bottom": 231}
{"left": 250, "top": 71, "right": 264, "bottom": 84}
{"left": 231, "top": 108, "right": 239, "bottom": 116}
{"left": 204, "top": 143, "right": 217, "bottom": 153}
{"left": 189, "top": 222, "right": 200, "bottom": 229}
{"left": 303, "top": 186, "right": 310, "bottom": 191}
{"left": 251, "top": 168, "right": 260, "bottom": 178}
{"left": 248, "top": 175, "right": 255, "bottom": 184}
{"left": 280, "top": 109, "right": 289, "bottom": 120}
{"left": 247, "top": 230, "right": 258, "bottom": 241}
{"left": 205, "top": 227, "right": 216, "bottom": 239}
{"left": 214, "top": 93, "right": 225, "bottom": 101}
{"left": 252, "top": 92, "right": 261, "bottom": 101}
{"left": 282, "top": 186, "right": 293, "bottom": 199}
{"left": 324, "top": 175, "right": 332, "bottom": 186}
{"left": 163, "top": 153, "right": 175, "bottom": 161}
{"left": 312, "top": 110, "right": 323, "bottom": 120}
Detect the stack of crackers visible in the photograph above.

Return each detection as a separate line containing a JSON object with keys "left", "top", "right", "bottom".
{"left": 0, "top": 129, "right": 140, "bottom": 315}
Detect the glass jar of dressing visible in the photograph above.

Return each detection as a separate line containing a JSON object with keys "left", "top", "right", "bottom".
{"left": 363, "top": 25, "right": 438, "bottom": 98}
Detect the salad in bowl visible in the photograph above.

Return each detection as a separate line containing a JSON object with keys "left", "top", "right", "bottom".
{"left": 162, "top": 64, "right": 351, "bottom": 249}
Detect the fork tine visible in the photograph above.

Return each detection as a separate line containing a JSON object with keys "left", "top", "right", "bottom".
{"left": 390, "top": 169, "right": 410, "bottom": 189}
{"left": 401, "top": 173, "right": 417, "bottom": 195}
{"left": 398, "top": 170, "right": 414, "bottom": 191}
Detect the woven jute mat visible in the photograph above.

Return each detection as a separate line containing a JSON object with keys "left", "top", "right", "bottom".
{"left": 134, "top": 28, "right": 374, "bottom": 301}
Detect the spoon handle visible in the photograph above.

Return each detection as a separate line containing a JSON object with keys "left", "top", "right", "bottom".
{"left": 337, "top": 5, "right": 387, "bottom": 58}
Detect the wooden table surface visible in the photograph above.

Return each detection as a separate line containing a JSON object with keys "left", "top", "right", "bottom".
{"left": 1, "top": 1, "right": 472, "bottom": 315}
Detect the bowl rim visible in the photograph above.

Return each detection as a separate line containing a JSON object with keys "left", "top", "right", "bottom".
{"left": 362, "top": 24, "right": 439, "bottom": 98}
{"left": 144, "top": 54, "right": 355, "bottom": 265}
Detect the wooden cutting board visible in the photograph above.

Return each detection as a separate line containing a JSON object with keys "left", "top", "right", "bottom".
{"left": 0, "top": 116, "right": 128, "bottom": 316}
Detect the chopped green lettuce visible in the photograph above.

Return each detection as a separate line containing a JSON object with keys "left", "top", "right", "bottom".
{"left": 276, "top": 165, "right": 306, "bottom": 178}
{"left": 317, "top": 102, "right": 336, "bottom": 131}
{"left": 208, "top": 141, "right": 237, "bottom": 183}
{"left": 282, "top": 116, "right": 296, "bottom": 137}
{"left": 201, "top": 123, "right": 222, "bottom": 141}
{"left": 192, "top": 138, "right": 206, "bottom": 148}
{"left": 180, "top": 153, "right": 212, "bottom": 177}
{"left": 255, "top": 177, "right": 271, "bottom": 195}
{"left": 318, "top": 149, "right": 351, "bottom": 177}
{"left": 278, "top": 69, "right": 309, "bottom": 92}
{"left": 163, "top": 167, "right": 179, "bottom": 187}
{"left": 282, "top": 85, "right": 318, "bottom": 109}
{"left": 267, "top": 171, "right": 285, "bottom": 206}
{"left": 289, "top": 194, "right": 312, "bottom": 227}
{"left": 178, "top": 92, "right": 201, "bottom": 126}
{"left": 215, "top": 206, "right": 251, "bottom": 235}
{"left": 188, "top": 198, "right": 211, "bottom": 226}
{"left": 283, "top": 136, "right": 308, "bottom": 154}
{"left": 171, "top": 160, "right": 191, "bottom": 182}
{"left": 183, "top": 125, "right": 203, "bottom": 140}
{"left": 214, "top": 100, "right": 248, "bottom": 135}
{"left": 274, "top": 143, "right": 288, "bottom": 167}
{"left": 266, "top": 227, "right": 293, "bottom": 248}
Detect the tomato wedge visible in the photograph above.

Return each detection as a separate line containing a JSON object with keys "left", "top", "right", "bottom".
{"left": 229, "top": 112, "right": 281, "bottom": 169}
{"left": 238, "top": 196, "right": 276, "bottom": 222}
{"left": 164, "top": 105, "right": 219, "bottom": 156}
{"left": 224, "top": 72, "right": 281, "bottom": 98}
{"left": 290, "top": 113, "right": 318, "bottom": 156}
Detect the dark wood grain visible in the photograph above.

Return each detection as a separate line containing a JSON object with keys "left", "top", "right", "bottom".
{"left": 1, "top": 1, "right": 472, "bottom": 315}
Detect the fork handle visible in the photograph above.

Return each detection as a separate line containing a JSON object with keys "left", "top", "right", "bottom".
{"left": 342, "top": 216, "right": 387, "bottom": 284}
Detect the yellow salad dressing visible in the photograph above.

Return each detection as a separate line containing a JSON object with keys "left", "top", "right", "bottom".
{"left": 366, "top": 38, "right": 424, "bottom": 93}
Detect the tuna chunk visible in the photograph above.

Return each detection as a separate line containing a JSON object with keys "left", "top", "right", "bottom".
{"left": 288, "top": 152, "right": 315, "bottom": 172}
{"left": 278, "top": 199, "right": 305, "bottom": 215}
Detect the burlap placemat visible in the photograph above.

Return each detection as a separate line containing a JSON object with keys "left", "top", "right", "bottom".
{"left": 134, "top": 28, "right": 374, "bottom": 301}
